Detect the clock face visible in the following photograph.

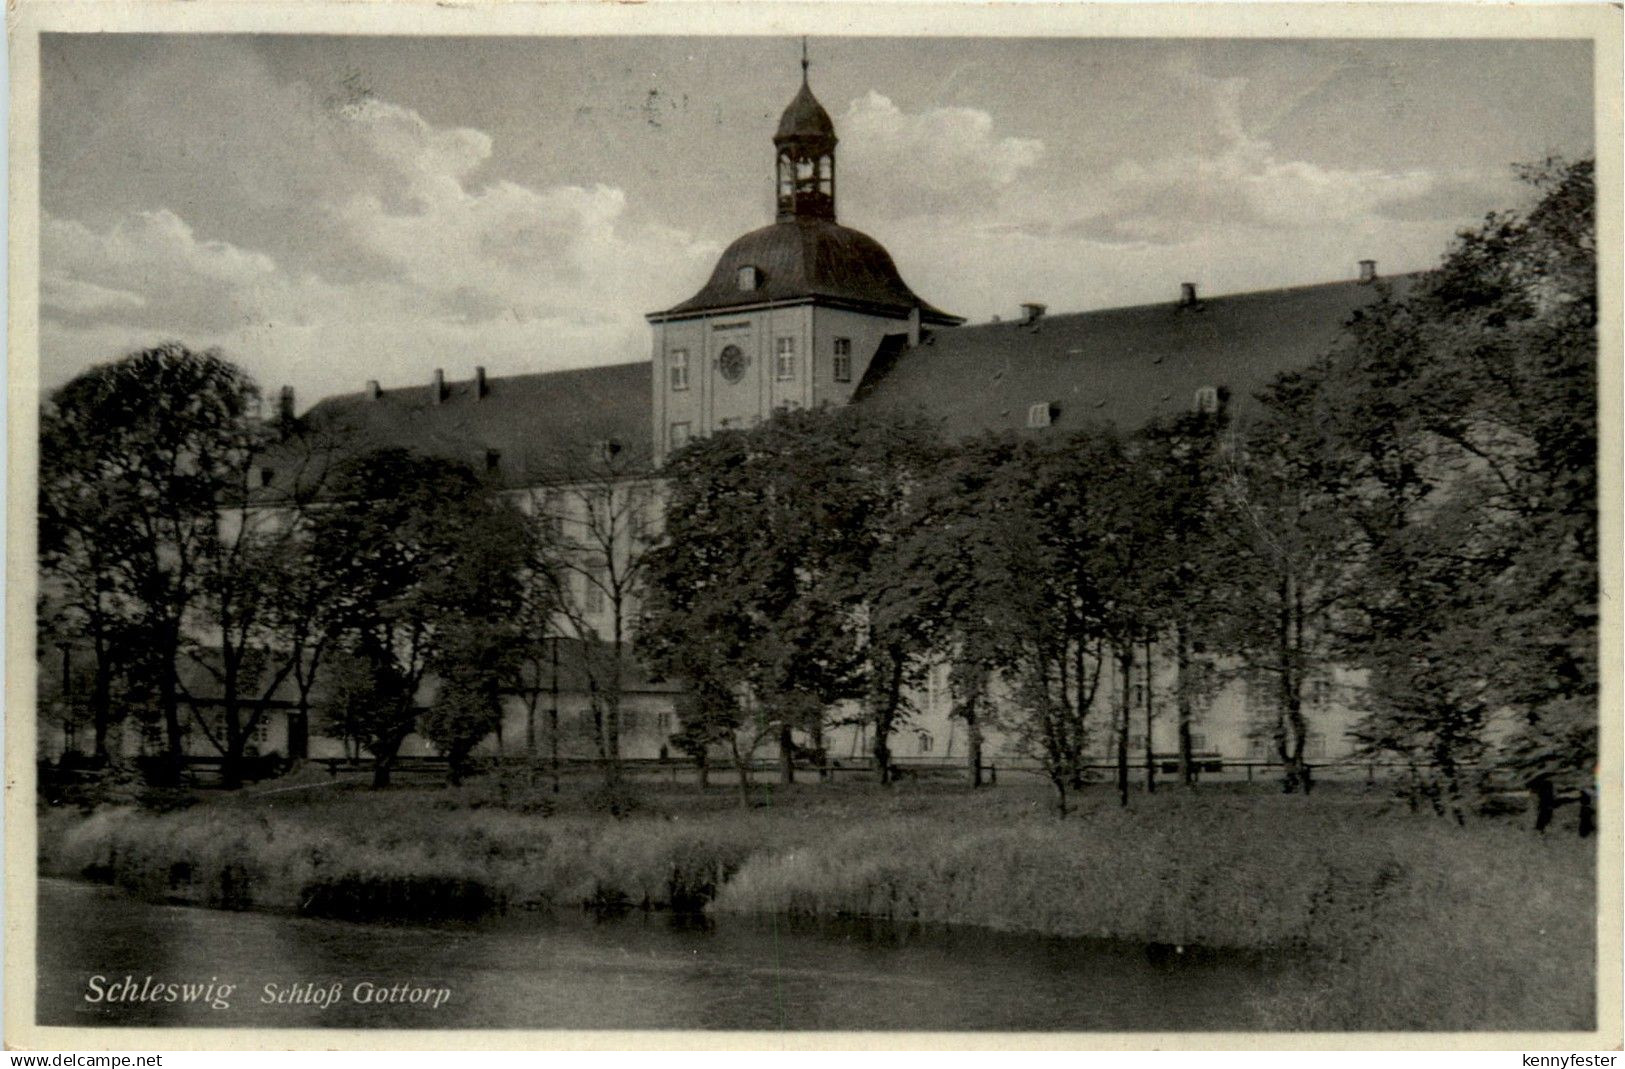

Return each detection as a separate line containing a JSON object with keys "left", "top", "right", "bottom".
{"left": 718, "top": 344, "right": 748, "bottom": 384}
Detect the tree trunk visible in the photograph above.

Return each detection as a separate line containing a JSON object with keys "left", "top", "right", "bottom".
{"left": 549, "top": 640, "right": 561, "bottom": 794}
{"left": 1176, "top": 621, "right": 1194, "bottom": 788}
{"left": 1116, "top": 643, "right": 1134, "bottom": 807}
{"left": 159, "top": 657, "right": 185, "bottom": 785}
{"left": 695, "top": 750, "right": 709, "bottom": 791}
{"left": 1143, "top": 634, "right": 1156, "bottom": 794}
{"left": 370, "top": 729, "right": 406, "bottom": 789}
{"left": 872, "top": 652, "right": 904, "bottom": 786}
{"left": 1050, "top": 771, "right": 1068, "bottom": 818}
{"left": 728, "top": 733, "right": 751, "bottom": 810}
{"left": 91, "top": 641, "right": 113, "bottom": 761}
{"left": 778, "top": 722, "right": 795, "bottom": 785}
{"left": 966, "top": 701, "right": 984, "bottom": 789}
{"left": 289, "top": 704, "right": 310, "bottom": 761}
{"left": 1275, "top": 575, "right": 1308, "bottom": 793}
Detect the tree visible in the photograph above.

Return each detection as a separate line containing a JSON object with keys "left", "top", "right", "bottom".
{"left": 521, "top": 439, "right": 659, "bottom": 788}
{"left": 40, "top": 344, "right": 263, "bottom": 782}
{"left": 1316, "top": 157, "right": 1597, "bottom": 817}
{"left": 422, "top": 647, "right": 506, "bottom": 786}
{"left": 907, "top": 431, "right": 1125, "bottom": 815}
{"left": 1212, "top": 372, "right": 1355, "bottom": 794}
{"left": 1131, "top": 409, "right": 1228, "bottom": 787}
{"left": 180, "top": 419, "right": 351, "bottom": 785}
{"left": 641, "top": 406, "right": 944, "bottom": 789}
{"left": 311, "top": 448, "right": 527, "bottom": 787}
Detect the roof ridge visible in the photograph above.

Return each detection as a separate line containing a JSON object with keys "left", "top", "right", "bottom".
{"left": 953, "top": 273, "right": 1425, "bottom": 332}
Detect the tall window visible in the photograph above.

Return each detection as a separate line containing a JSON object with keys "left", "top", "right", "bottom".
{"left": 584, "top": 567, "right": 606, "bottom": 614}
{"left": 669, "top": 349, "right": 689, "bottom": 391}
{"left": 1194, "top": 385, "right": 1219, "bottom": 413}
{"left": 669, "top": 421, "right": 691, "bottom": 451}
{"left": 833, "top": 337, "right": 852, "bottom": 383}
{"left": 776, "top": 337, "right": 796, "bottom": 381}
{"left": 1027, "top": 401, "right": 1054, "bottom": 428}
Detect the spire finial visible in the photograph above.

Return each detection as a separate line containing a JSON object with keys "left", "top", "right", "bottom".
{"left": 801, "top": 37, "right": 809, "bottom": 82}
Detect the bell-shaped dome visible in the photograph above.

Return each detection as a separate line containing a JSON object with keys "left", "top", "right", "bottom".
{"left": 775, "top": 81, "right": 837, "bottom": 146}
{"left": 650, "top": 218, "right": 962, "bottom": 326}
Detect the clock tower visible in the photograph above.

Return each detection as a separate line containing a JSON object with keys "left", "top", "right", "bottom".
{"left": 646, "top": 48, "right": 962, "bottom": 464}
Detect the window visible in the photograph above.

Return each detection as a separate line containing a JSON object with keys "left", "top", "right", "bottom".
{"left": 917, "top": 731, "right": 934, "bottom": 753}
{"left": 737, "top": 266, "right": 759, "bottom": 291}
{"left": 669, "top": 349, "right": 689, "bottom": 391}
{"left": 775, "top": 337, "right": 796, "bottom": 381}
{"left": 669, "top": 421, "right": 691, "bottom": 451}
{"left": 1305, "top": 733, "right": 1327, "bottom": 759}
{"left": 833, "top": 338, "right": 853, "bottom": 383}
{"left": 1128, "top": 734, "right": 1144, "bottom": 752}
{"left": 656, "top": 712, "right": 671, "bottom": 733}
{"left": 1194, "top": 386, "right": 1219, "bottom": 413}
{"left": 1132, "top": 683, "right": 1146, "bottom": 706}
{"left": 484, "top": 449, "right": 501, "bottom": 474}
{"left": 536, "top": 493, "right": 564, "bottom": 538}
{"left": 583, "top": 568, "right": 606, "bottom": 614}
{"left": 1027, "top": 401, "right": 1053, "bottom": 428}
{"left": 259, "top": 466, "right": 275, "bottom": 488}
{"left": 622, "top": 709, "right": 639, "bottom": 733}
{"left": 1189, "top": 733, "right": 1207, "bottom": 752}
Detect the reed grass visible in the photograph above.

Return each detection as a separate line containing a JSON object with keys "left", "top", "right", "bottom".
{"left": 36, "top": 779, "right": 1596, "bottom": 1031}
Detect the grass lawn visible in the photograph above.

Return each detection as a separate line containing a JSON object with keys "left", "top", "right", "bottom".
{"left": 37, "top": 769, "right": 1598, "bottom": 1031}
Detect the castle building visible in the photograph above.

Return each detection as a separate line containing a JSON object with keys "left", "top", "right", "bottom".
{"left": 46, "top": 62, "right": 1407, "bottom": 774}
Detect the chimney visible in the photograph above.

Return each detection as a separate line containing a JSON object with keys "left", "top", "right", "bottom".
{"left": 432, "top": 368, "right": 446, "bottom": 403}
{"left": 366, "top": 379, "right": 382, "bottom": 400}
{"left": 475, "top": 366, "right": 488, "bottom": 399}
{"left": 1179, "top": 282, "right": 1198, "bottom": 307}
{"left": 1021, "top": 302, "right": 1047, "bottom": 325}
{"left": 1359, "top": 259, "right": 1378, "bottom": 284}
{"left": 277, "top": 385, "right": 295, "bottom": 422}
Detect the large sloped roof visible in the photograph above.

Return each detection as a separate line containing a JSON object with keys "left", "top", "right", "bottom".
{"left": 854, "top": 277, "right": 1417, "bottom": 436}
{"left": 300, "top": 361, "right": 652, "bottom": 486}
{"left": 649, "top": 218, "right": 963, "bottom": 325}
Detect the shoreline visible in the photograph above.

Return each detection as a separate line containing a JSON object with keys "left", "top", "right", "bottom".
{"left": 34, "top": 781, "right": 1597, "bottom": 1030}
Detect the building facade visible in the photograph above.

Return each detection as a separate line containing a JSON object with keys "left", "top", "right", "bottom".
{"left": 43, "top": 65, "right": 1406, "bottom": 775}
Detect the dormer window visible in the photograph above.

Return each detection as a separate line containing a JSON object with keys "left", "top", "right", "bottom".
{"left": 737, "top": 265, "right": 760, "bottom": 291}
{"left": 1026, "top": 401, "right": 1054, "bottom": 428}
{"left": 1194, "top": 386, "right": 1219, "bottom": 413}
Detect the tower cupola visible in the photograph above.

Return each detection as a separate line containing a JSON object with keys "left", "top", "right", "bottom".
{"left": 774, "top": 43, "right": 837, "bottom": 222}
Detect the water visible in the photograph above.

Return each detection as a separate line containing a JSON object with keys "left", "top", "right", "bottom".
{"left": 39, "top": 879, "right": 1293, "bottom": 1031}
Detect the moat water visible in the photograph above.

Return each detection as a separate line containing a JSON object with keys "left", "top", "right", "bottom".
{"left": 39, "top": 878, "right": 1297, "bottom": 1031}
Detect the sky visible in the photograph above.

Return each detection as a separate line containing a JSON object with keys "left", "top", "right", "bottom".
{"left": 39, "top": 35, "right": 1594, "bottom": 406}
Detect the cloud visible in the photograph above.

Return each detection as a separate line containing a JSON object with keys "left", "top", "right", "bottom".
{"left": 41, "top": 271, "right": 146, "bottom": 317}
{"left": 838, "top": 91, "right": 1044, "bottom": 219}
{"left": 41, "top": 71, "right": 717, "bottom": 401}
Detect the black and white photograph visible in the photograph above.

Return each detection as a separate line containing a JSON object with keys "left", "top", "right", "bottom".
{"left": 7, "top": 2, "right": 1620, "bottom": 1048}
